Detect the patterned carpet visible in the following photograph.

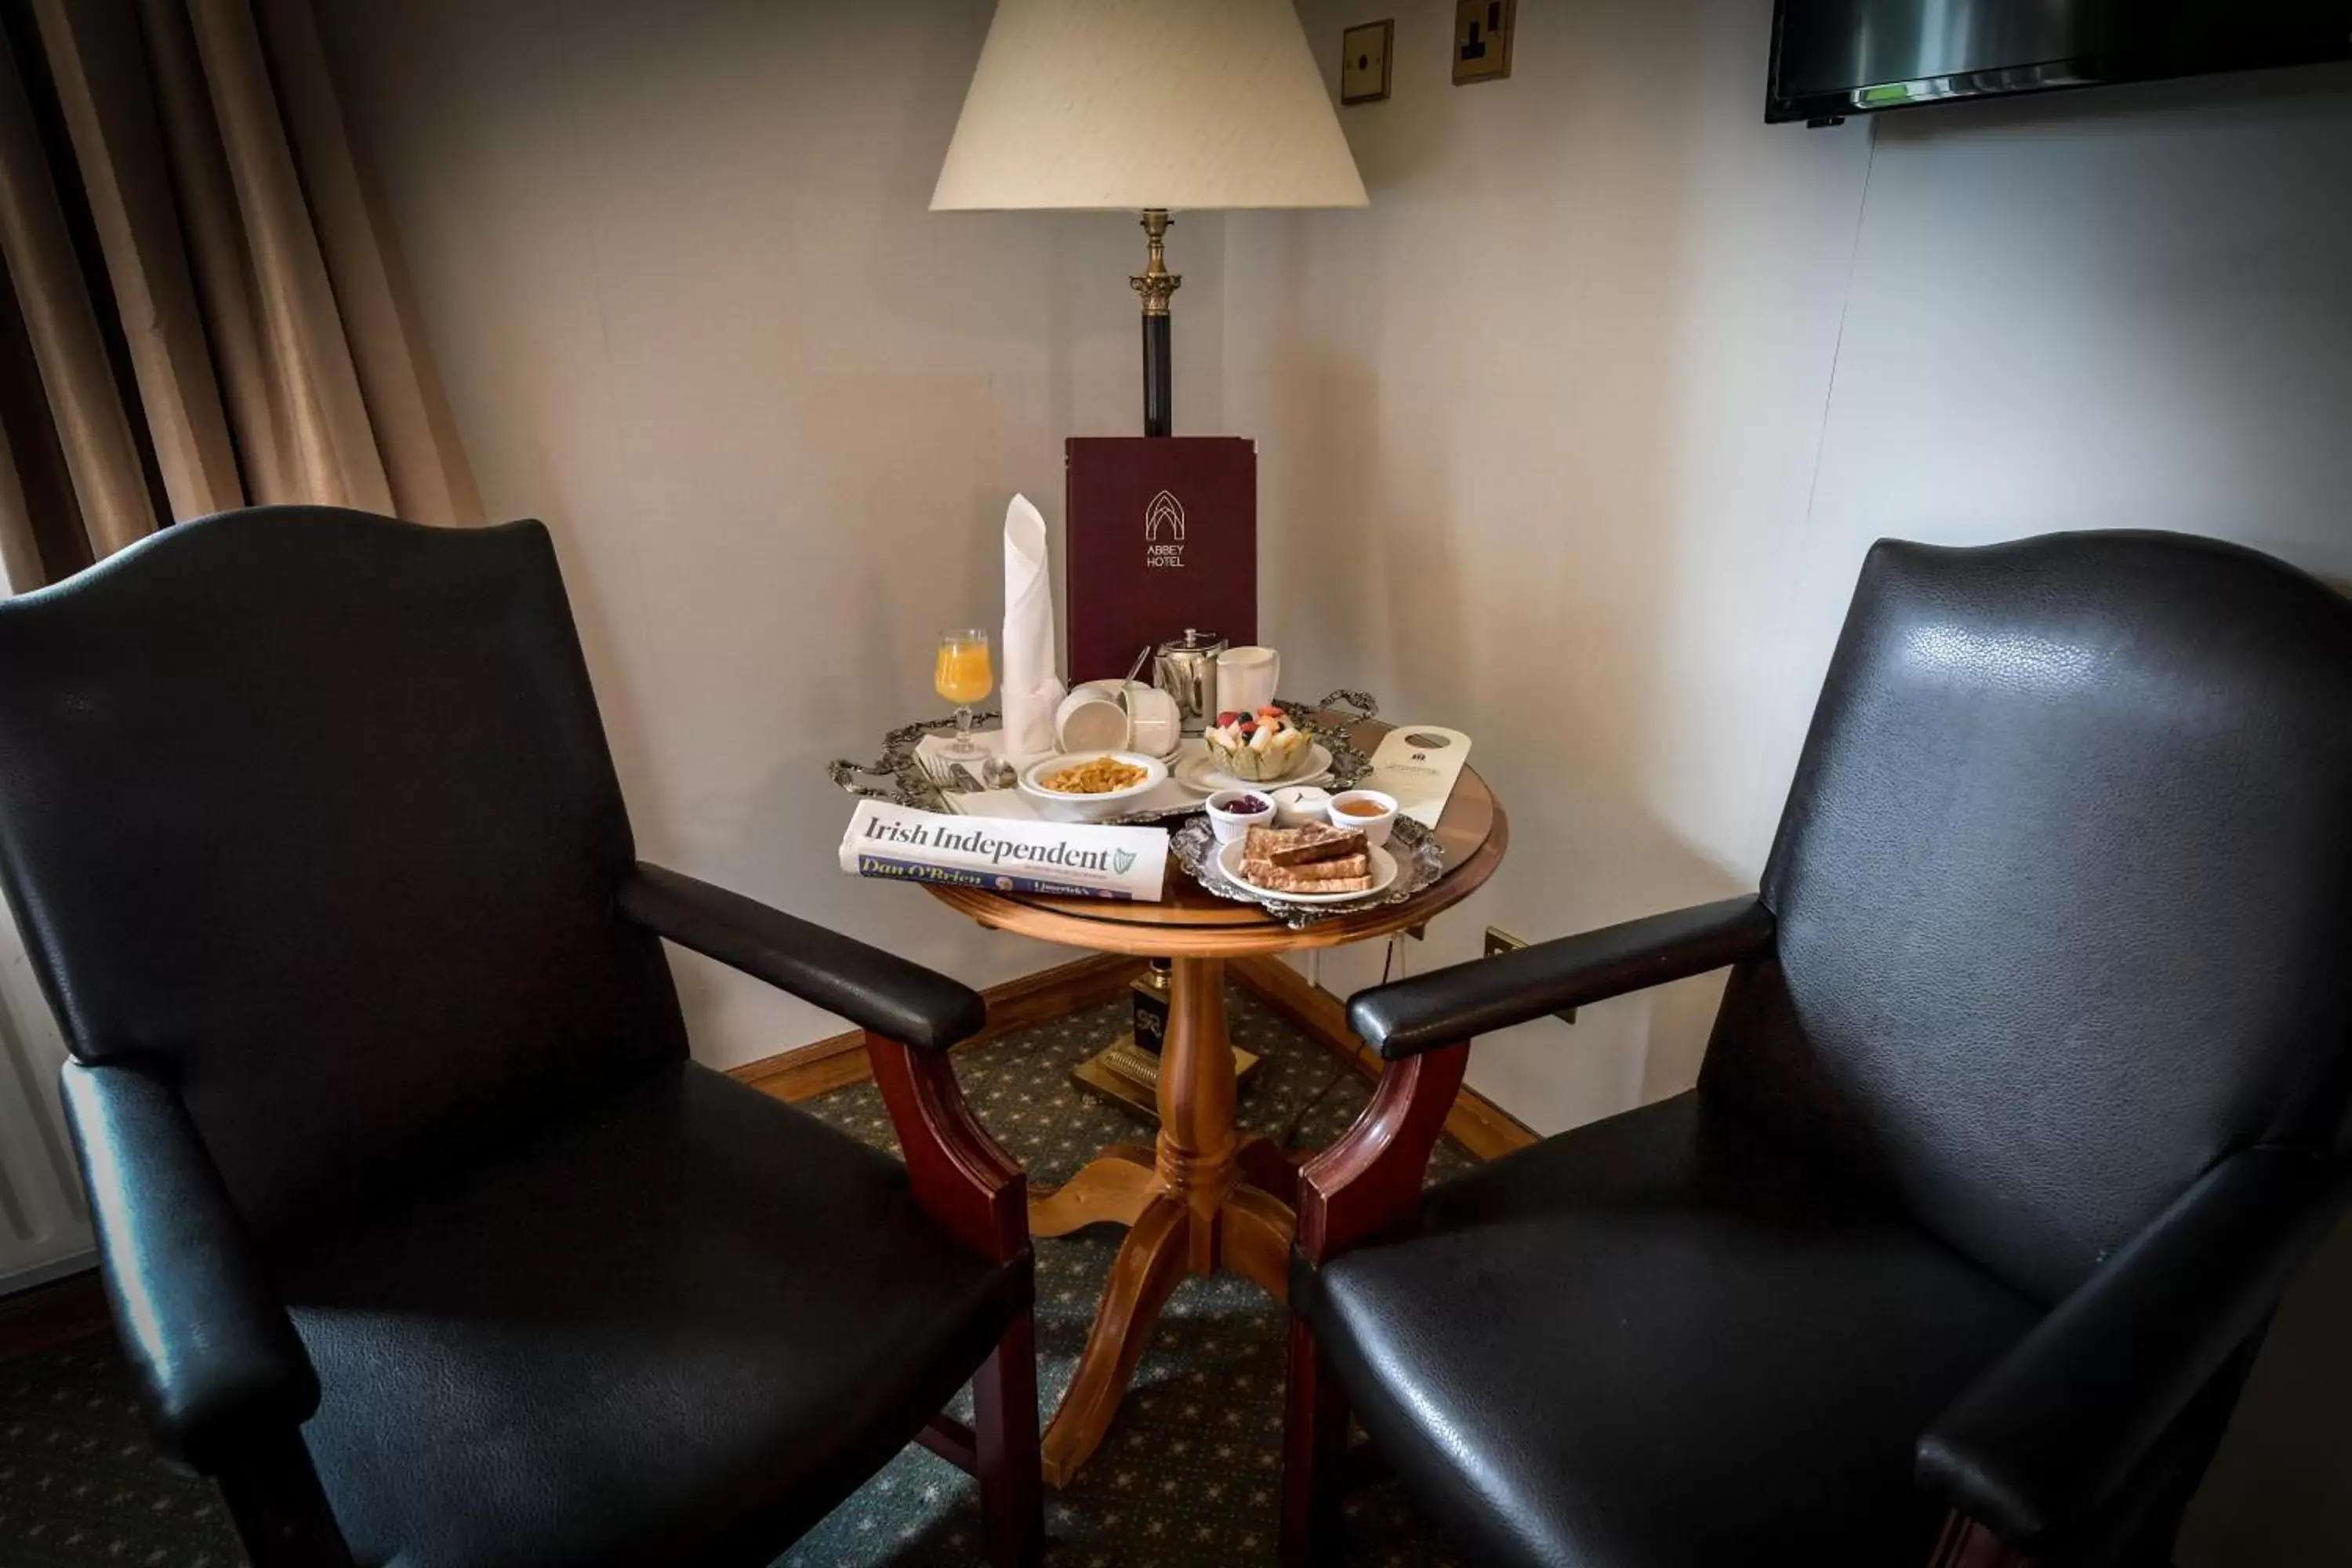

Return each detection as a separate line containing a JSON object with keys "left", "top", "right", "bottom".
{"left": 0, "top": 984, "right": 1468, "bottom": 1567}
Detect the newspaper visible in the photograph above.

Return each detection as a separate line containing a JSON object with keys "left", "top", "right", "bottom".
{"left": 838, "top": 800, "right": 1167, "bottom": 902}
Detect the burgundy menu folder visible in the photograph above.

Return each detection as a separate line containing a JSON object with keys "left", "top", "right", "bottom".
{"left": 1065, "top": 437, "right": 1258, "bottom": 685}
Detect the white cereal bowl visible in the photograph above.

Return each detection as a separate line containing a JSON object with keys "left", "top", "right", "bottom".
{"left": 1017, "top": 751, "right": 1169, "bottom": 823}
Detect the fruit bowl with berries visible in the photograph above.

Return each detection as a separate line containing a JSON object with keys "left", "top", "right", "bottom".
{"left": 1203, "top": 706, "right": 1313, "bottom": 782}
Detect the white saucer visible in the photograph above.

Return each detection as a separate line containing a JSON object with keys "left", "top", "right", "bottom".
{"left": 1178, "top": 742, "right": 1334, "bottom": 796}
{"left": 1217, "top": 837, "right": 1399, "bottom": 905}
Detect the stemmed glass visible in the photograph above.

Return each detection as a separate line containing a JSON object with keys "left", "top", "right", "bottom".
{"left": 935, "top": 629, "right": 993, "bottom": 762}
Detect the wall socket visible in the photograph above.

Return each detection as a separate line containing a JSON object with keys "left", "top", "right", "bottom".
{"left": 1340, "top": 20, "right": 1392, "bottom": 105}
{"left": 1484, "top": 926, "right": 1574, "bottom": 1023}
{"left": 1453, "top": 0, "right": 1515, "bottom": 85}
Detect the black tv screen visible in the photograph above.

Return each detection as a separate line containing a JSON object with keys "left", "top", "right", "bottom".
{"left": 1768, "top": 0, "right": 2352, "bottom": 123}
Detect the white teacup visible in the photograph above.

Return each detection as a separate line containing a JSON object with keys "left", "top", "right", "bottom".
{"left": 1215, "top": 645, "right": 1280, "bottom": 717}
{"left": 1061, "top": 680, "right": 1180, "bottom": 757}
{"left": 1114, "top": 681, "right": 1182, "bottom": 758}
{"left": 1054, "top": 690, "right": 1130, "bottom": 753}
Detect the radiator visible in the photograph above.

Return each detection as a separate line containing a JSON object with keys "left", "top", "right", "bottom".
{"left": 0, "top": 905, "right": 91, "bottom": 1294}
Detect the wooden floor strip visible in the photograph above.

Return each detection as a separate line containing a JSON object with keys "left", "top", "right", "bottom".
{"left": 730, "top": 953, "right": 1145, "bottom": 1102}
{"left": 0, "top": 1270, "right": 107, "bottom": 1363}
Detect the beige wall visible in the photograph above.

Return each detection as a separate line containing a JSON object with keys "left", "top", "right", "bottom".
{"left": 318, "top": 0, "right": 1225, "bottom": 1070}
{"left": 1230, "top": 1, "right": 2352, "bottom": 1137}
{"left": 1230, "top": 0, "right": 1875, "bottom": 1129}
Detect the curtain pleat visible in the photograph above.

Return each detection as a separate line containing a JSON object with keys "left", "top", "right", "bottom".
{"left": 0, "top": 21, "right": 154, "bottom": 559}
{"left": 0, "top": 0, "right": 480, "bottom": 593}
{"left": 0, "top": 418, "right": 43, "bottom": 593}
{"left": 256, "top": 0, "right": 479, "bottom": 526}
{"left": 135, "top": 0, "right": 287, "bottom": 506}
{"left": 0, "top": 244, "right": 95, "bottom": 583}
{"left": 184, "top": 0, "right": 387, "bottom": 517}
{"left": 32, "top": 0, "right": 241, "bottom": 522}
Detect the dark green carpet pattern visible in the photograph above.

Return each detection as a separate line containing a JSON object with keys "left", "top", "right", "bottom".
{"left": 0, "top": 985, "right": 1467, "bottom": 1567}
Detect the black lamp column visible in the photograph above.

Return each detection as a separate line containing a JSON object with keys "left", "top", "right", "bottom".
{"left": 1131, "top": 209, "right": 1178, "bottom": 437}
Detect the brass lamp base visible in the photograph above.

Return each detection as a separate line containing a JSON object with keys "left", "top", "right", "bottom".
{"left": 1130, "top": 209, "right": 1179, "bottom": 436}
{"left": 1072, "top": 1033, "right": 1261, "bottom": 1125}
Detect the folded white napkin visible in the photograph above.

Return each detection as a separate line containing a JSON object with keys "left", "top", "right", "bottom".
{"left": 1000, "top": 495, "right": 1065, "bottom": 759}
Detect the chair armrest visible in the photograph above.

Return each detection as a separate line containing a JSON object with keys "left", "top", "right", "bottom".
{"left": 1918, "top": 1146, "right": 2351, "bottom": 1548}
{"left": 862, "top": 1033, "right": 1029, "bottom": 1265}
{"left": 1296, "top": 1043, "right": 1472, "bottom": 1263}
{"left": 616, "top": 864, "right": 1019, "bottom": 1260}
{"left": 618, "top": 861, "right": 987, "bottom": 1051}
{"left": 1346, "top": 895, "right": 1775, "bottom": 1059}
{"left": 60, "top": 1061, "right": 320, "bottom": 1473}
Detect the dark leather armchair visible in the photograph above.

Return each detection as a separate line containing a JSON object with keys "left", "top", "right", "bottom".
{"left": 0, "top": 506, "right": 1042, "bottom": 1567}
{"left": 1282, "top": 532, "right": 2352, "bottom": 1567}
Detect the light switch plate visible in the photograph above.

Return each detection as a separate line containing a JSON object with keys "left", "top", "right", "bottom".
{"left": 1341, "top": 20, "right": 1392, "bottom": 105}
{"left": 1486, "top": 927, "right": 1575, "bottom": 1023}
{"left": 1453, "top": 0, "right": 1515, "bottom": 85}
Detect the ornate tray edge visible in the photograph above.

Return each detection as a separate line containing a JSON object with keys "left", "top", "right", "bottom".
{"left": 826, "top": 690, "right": 1381, "bottom": 822}
{"left": 1169, "top": 813, "right": 1446, "bottom": 929}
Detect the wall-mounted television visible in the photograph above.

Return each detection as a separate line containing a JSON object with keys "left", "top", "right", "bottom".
{"left": 1768, "top": 1, "right": 2352, "bottom": 124}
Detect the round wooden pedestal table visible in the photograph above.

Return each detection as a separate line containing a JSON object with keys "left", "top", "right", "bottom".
{"left": 920, "top": 720, "right": 1507, "bottom": 1487}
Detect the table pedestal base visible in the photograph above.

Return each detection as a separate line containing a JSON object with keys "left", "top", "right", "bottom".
{"left": 1068, "top": 1033, "right": 1261, "bottom": 1125}
{"left": 1026, "top": 954, "right": 1298, "bottom": 1488}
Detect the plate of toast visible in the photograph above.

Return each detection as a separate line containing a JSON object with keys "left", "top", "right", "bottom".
{"left": 1218, "top": 822, "right": 1398, "bottom": 904}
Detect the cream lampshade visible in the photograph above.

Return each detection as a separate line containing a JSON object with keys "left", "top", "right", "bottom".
{"left": 931, "top": 0, "right": 1368, "bottom": 434}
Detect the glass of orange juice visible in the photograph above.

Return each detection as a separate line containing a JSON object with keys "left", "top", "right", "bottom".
{"left": 934, "top": 629, "right": 993, "bottom": 760}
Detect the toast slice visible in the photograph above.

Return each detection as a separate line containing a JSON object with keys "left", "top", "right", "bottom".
{"left": 1242, "top": 853, "right": 1370, "bottom": 884}
{"left": 1255, "top": 869, "right": 1374, "bottom": 895}
{"left": 1241, "top": 822, "right": 1365, "bottom": 867}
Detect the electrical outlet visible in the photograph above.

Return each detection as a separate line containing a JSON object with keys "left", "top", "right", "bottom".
{"left": 1453, "top": 0, "right": 1515, "bottom": 85}
{"left": 1341, "top": 20, "right": 1393, "bottom": 105}
{"left": 1485, "top": 926, "right": 1574, "bottom": 1022}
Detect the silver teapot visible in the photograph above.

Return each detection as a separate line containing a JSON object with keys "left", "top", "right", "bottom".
{"left": 1153, "top": 630, "right": 1227, "bottom": 735}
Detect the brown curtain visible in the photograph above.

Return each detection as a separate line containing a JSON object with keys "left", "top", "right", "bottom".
{"left": 0, "top": 0, "right": 479, "bottom": 593}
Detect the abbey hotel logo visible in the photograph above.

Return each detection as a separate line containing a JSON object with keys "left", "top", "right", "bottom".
{"left": 1144, "top": 488, "right": 1186, "bottom": 569}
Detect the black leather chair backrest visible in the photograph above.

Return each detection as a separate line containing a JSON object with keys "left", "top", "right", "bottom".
{"left": 1704, "top": 532, "right": 2352, "bottom": 1302}
{"left": 0, "top": 507, "right": 688, "bottom": 1240}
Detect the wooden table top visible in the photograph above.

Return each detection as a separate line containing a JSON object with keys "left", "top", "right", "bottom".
{"left": 921, "top": 718, "right": 1507, "bottom": 958}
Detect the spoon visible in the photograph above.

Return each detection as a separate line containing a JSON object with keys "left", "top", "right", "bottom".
{"left": 1118, "top": 644, "right": 1154, "bottom": 751}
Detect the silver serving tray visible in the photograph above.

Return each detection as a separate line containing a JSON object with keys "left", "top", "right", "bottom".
{"left": 826, "top": 690, "right": 1382, "bottom": 826}
{"left": 1170, "top": 813, "right": 1446, "bottom": 928}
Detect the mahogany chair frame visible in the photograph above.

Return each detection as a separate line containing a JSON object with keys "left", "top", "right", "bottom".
{"left": 863, "top": 1029, "right": 1044, "bottom": 1568}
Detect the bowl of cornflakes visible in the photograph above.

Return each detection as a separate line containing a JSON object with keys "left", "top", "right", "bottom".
{"left": 1016, "top": 750, "right": 1171, "bottom": 822}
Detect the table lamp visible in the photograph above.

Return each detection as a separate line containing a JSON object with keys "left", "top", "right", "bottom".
{"left": 931, "top": 0, "right": 1368, "bottom": 437}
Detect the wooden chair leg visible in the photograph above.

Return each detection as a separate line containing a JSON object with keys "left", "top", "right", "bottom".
{"left": 1281, "top": 1317, "right": 1350, "bottom": 1568}
{"left": 1929, "top": 1510, "right": 2035, "bottom": 1567}
{"left": 975, "top": 1307, "right": 1044, "bottom": 1568}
